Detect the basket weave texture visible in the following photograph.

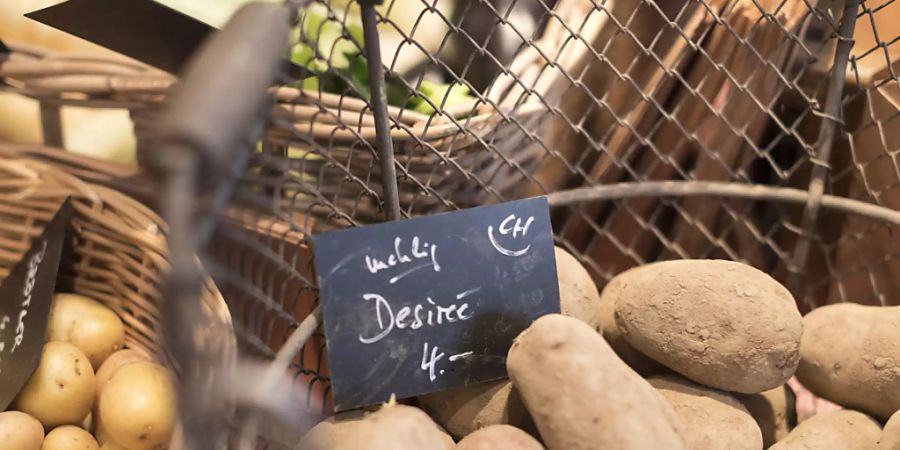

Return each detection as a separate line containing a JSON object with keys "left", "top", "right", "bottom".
{"left": 0, "top": 157, "right": 234, "bottom": 362}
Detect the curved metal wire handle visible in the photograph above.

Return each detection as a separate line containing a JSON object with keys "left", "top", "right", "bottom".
{"left": 151, "top": 0, "right": 404, "bottom": 447}
{"left": 151, "top": 3, "right": 296, "bottom": 449}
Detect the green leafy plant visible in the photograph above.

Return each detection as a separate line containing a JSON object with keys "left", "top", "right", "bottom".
{"left": 290, "top": 5, "right": 472, "bottom": 115}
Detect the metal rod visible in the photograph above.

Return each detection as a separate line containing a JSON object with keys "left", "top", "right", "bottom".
{"left": 359, "top": 0, "right": 402, "bottom": 221}
{"left": 788, "top": 0, "right": 860, "bottom": 297}
{"left": 39, "top": 100, "right": 64, "bottom": 148}
{"left": 547, "top": 181, "right": 900, "bottom": 225}
{"left": 159, "top": 148, "right": 229, "bottom": 450}
{"left": 237, "top": 306, "right": 322, "bottom": 450}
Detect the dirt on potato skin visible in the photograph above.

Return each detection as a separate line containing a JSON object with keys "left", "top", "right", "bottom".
{"left": 736, "top": 384, "right": 797, "bottom": 448}
{"left": 880, "top": 411, "right": 900, "bottom": 450}
{"left": 650, "top": 375, "right": 763, "bottom": 450}
{"left": 415, "top": 247, "right": 596, "bottom": 442}
{"left": 796, "top": 303, "right": 900, "bottom": 421}
{"left": 554, "top": 246, "right": 602, "bottom": 328}
{"left": 614, "top": 260, "right": 802, "bottom": 394}
{"left": 299, "top": 405, "right": 451, "bottom": 450}
{"left": 507, "top": 314, "right": 684, "bottom": 450}
{"left": 769, "top": 410, "right": 881, "bottom": 450}
{"left": 416, "top": 380, "right": 537, "bottom": 440}
{"left": 456, "top": 424, "right": 543, "bottom": 450}
{"left": 598, "top": 267, "right": 670, "bottom": 377}
{"left": 336, "top": 404, "right": 449, "bottom": 450}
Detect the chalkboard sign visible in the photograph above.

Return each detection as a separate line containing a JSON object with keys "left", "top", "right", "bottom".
{"left": 26, "top": 0, "right": 304, "bottom": 76}
{"left": 0, "top": 198, "right": 72, "bottom": 409}
{"left": 314, "top": 197, "right": 560, "bottom": 411}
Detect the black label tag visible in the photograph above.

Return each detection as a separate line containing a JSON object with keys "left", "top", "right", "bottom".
{"left": 314, "top": 197, "right": 560, "bottom": 411}
{"left": 25, "top": 0, "right": 303, "bottom": 76}
{"left": 0, "top": 198, "right": 73, "bottom": 410}
{"left": 26, "top": 0, "right": 214, "bottom": 74}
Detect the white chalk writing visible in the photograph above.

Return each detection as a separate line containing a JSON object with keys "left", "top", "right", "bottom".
{"left": 421, "top": 342, "right": 445, "bottom": 382}
{"left": 11, "top": 240, "right": 46, "bottom": 353}
{"left": 358, "top": 289, "right": 476, "bottom": 344}
{"left": 488, "top": 214, "right": 535, "bottom": 257}
{"left": 365, "top": 237, "right": 440, "bottom": 283}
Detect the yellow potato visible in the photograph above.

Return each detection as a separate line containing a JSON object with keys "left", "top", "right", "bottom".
{"left": 48, "top": 294, "right": 126, "bottom": 369}
{"left": 0, "top": 410, "right": 44, "bottom": 450}
{"left": 41, "top": 426, "right": 99, "bottom": 450}
{"left": 98, "top": 362, "right": 175, "bottom": 450}
{"left": 15, "top": 342, "right": 96, "bottom": 428}
{"left": 94, "top": 349, "right": 151, "bottom": 395}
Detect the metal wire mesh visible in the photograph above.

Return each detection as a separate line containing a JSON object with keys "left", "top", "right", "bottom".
{"left": 199, "top": 0, "right": 900, "bottom": 429}
{"left": 2, "top": 0, "right": 899, "bottom": 445}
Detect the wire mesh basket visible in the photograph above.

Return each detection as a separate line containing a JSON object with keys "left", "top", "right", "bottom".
{"left": 2, "top": 0, "right": 900, "bottom": 447}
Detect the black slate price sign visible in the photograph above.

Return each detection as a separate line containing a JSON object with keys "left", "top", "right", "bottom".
{"left": 314, "top": 197, "right": 560, "bottom": 411}
{"left": 0, "top": 198, "right": 72, "bottom": 410}
{"left": 26, "top": 0, "right": 304, "bottom": 76}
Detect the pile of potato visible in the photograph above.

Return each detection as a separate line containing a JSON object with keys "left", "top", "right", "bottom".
{"left": 0, "top": 294, "right": 176, "bottom": 450}
{"left": 298, "top": 249, "right": 900, "bottom": 450}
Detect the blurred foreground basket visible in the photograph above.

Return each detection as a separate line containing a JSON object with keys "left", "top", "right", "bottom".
{"left": 0, "top": 157, "right": 236, "bottom": 446}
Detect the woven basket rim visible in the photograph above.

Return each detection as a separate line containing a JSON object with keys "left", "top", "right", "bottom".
{"left": 0, "top": 156, "right": 236, "bottom": 361}
{"left": 0, "top": 0, "right": 604, "bottom": 143}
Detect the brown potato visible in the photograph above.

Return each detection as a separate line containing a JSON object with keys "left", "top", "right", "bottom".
{"left": 737, "top": 385, "right": 797, "bottom": 448}
{"left": 614, "top": 260, "right": 802, "bottom": 393}
{"left": 48, "top": 294, "right": 126, "bottom": 370}
{"left": 456, "top": 424, "right": 543, "bottom": 450}
{"left": 796, "top": 303, "right": 900, "bottom": 420}
{"left": 416, "top": 247, "right": 598, "bottom": 438}
{"left": 297, "top": 410, "right": 367, "bottom": 450}
{"left": 649, "top": 375, "right": 762, "bottom": 450}
{"left": 98, "top": 362, "right": 175, "bottom": 450}
{"left": 417, "top": 380, "right": 536, "bottom": 440}
{"left": 0, "top": 410, "right": 44, "bottom": 450}
{"left": 94, "top": 349, "right": 150, "bottom": 395}
{"left": 330, "top": 404, "right": 448, "bottom": 450}
{"left": 15, "top": 342, "right": 96, "bottom": 428}
{"left": 597, "top": 267, "right": 667, "bottom": 376}
{"left": 508, "top": 314, "right": 684, "bottom": 450}
{"left": 879, "top": 410, "right": 900, "bottom": 450}
{"left": 300, "top": 407, "right": 454, "bottom": 450}
{"left": 554, "top": 246, "right": 601, "bottom": 327}
{"left": 41, "top": 426, "right": 99, "bottom": 450}
{"left": 769, "top": 410, "right": 881, "bottom": 450}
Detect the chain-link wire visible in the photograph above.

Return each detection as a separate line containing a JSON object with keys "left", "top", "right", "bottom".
{"left": 2, "top": 0, "right": 898, "bottom": 446}
{"left": 201, "top": 0, "right": 899, "bottom": 434}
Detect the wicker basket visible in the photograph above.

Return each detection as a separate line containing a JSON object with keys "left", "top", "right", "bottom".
{"left": 1, "top": 1, "right": 898, "bottom": 441}
{"left": 0, "top": 0, "right": 617, "bottom": 225}
{"left": 0, "top": 157, "right": 235, "bottom": 446}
